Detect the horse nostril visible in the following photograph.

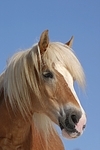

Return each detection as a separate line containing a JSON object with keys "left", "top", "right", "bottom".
{"left": 71, "top": 114, "right": 78, "bottom": 125}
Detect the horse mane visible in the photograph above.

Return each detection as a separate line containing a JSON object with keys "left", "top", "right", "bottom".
{"left": 3, "top": 44, "right": 42, "bottom": 117}
{"left": 33, "top": 113, "right": 56, "bottom": 140}
{"left": 1, "top": 42, "right": 85, "bottom": 140}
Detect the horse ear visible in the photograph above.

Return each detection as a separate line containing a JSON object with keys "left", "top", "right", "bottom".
{"left": 38, "top": 30, "right": 49, "bottom": 54}
{"left": 65, "top": 36, "right": 74, "bottom": 47}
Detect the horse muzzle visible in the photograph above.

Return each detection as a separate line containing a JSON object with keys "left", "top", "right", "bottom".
{"left": 58, "top": 108, "right": 86, "bottom": 139}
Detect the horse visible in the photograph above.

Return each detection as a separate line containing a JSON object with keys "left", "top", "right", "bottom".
{"left": 0, "top": 30, "right": 86, "bottom": 150}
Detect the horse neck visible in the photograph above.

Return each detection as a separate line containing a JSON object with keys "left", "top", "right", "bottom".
{"left": 0, "top": 73, "right": 33, "bottom": 150}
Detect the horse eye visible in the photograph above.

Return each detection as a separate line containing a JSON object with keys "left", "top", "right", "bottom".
{"left": 43, "top": 71, "right": 53, "bottom": 79}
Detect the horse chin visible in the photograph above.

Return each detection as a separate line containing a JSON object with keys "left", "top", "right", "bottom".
{"left": 59, "top": 121, "right": 81, "bottom": 139}
{"left": 61, "top": 129, "right": 81, "bottom": 139}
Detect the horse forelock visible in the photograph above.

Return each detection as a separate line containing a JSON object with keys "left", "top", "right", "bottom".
{"left": 43, "top": 42, "right": 85, "bottom": 87}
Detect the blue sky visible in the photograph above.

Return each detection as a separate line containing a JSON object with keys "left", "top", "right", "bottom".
{"left": 0, "top": 1, "right": 100, "bottom": 150}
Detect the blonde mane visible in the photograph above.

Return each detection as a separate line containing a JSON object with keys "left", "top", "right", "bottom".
{"left": 2, "top": 42, "right": 85, "bottom": 119}
{"left": 44, "top": 42, "right": 85, "bottom": 86}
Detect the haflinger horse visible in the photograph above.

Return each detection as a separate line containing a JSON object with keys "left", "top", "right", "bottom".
{"left": 0, "top": 30, "right": 86, "bottom": 150}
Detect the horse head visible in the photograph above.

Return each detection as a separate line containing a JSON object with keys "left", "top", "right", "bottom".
{"left": 35, "top": 30, "right": 87, "bottom": 139}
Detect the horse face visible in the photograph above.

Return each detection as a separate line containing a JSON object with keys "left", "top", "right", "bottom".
{"left": 41, "top": 65, "right": 86, "bottom": 139}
